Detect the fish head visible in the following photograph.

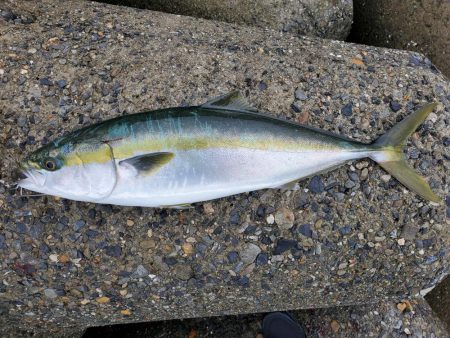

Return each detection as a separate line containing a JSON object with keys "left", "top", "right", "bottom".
{"left": 18, "top": 137, "right": 117, "bottom": 201}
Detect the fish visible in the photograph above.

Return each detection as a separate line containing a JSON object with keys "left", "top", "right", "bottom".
{"left": 17, "top": 92, "right": 440, "bottom": 207}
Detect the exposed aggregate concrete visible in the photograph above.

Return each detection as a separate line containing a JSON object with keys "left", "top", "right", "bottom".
{"left": 0, "top": 0, "right": 448, "bottom": 334}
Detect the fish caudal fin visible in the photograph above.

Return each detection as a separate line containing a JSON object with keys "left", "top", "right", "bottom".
{"left": 370, "top": 103, "right": 440, "bottom": 203}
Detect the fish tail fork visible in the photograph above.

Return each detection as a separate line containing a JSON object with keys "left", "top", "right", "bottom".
{"left": 369, "top": 103, "right": 440, "bottom": 203}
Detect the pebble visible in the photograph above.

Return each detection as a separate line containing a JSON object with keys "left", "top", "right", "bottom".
{"left": 105, "top": 245, "right": 122, "bottom": 257}
{"left": 381, "top": 174, "right": 391, "bottom": 183}
{"left": 227, "top": 251, "right": 239, "bottom": 263}
{"left": 73, "top": 219, "right": 85, "bottom": 231}
{"left": 294, "top": 89, "right": 308, "bottom": 101}
{"left": 182, "top": 243, "right": 194, "bottom": 255}
{"left": 298, "top": 224, "right": 312, "bottom": 238}
{"left": 360, "top": 168, "right": 369, "bottom": 180}
{"left": 240, "top": 244, "right": 261, "bottom": 264}
{"left": 255, "top": 253, "right": 268, "bottom": 266}
{"left": 274, "top": 239, "right": 297, "bottom": 255}
{"left": 173, "top": 265, "right": 193, "bottom": 281}
{"left": 339, "top": 226, "right": 352, "bottom": 235}
{"left": 134, "top": 265, "right": 148, "bottom": 277}
{"left": 345, "top": 180, "right": 356, "bottom": 189}
{"left": 390, "top": 101, "right": 402, "bottom": 112}
{"left": 341, "top": 103, "right": 353, "bottom": 116}
{"left": 330, "top": 319, "right": 340, "bottom": 332}
{"left": 266, "top": 214, "right": 275, "bottom": 225}
{"left": 44, "top": 288, "right": 58, "bottom": 299}
{"left": 274, "top": 208, "right": 295, "bottom": 229}
{"left": 397, "top": 238, "right": 405, "bottom": 246}
{"left": 96, "top": 296, "right": 110, "bottom": 304}
{"left": 309, "top": 176, "right": 324, "bottom": 194}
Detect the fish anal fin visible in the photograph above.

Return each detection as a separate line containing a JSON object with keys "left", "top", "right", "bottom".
{"left": 119, "top": 152, "right": 174, "bottom": 175}
{"left": 163, "top": 203, "right": 193, "bottom": 210}
{"left": 273, "top": 180, "right": 301, "bottom": 191}
{"left": 201, "top": 91, "right": 258, "bottom": 112}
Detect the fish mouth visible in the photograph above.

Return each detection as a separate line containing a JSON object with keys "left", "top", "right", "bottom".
{"left": 16, "top": 162, "right": 46, "bottom": 188}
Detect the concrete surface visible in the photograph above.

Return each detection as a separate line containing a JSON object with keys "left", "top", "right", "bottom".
{"left": 84, "top": 298, "right": 449, "bottom": 337}
{"left": 96, "top": 0, "right": 353, "bottom": 41}
{"left": 426, "top": 275, "right": 450, "bottom": 333}
{"left": 0, "top": 0, "right": 449, "bottom": 335}
{"left": 349, "top": 0, "right": 450, "bottom": 78}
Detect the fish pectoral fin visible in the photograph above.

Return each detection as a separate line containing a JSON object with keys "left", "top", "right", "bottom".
{"left": 201, "top": 91, "right": 258, "bottom": 112}
{"left": 119, "top": 152, "right": 174, "bottom": 175}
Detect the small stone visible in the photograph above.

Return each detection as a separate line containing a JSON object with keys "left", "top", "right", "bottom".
{"left": 309, "top": 176, "right": 324, "bottom": 194}
{"left": 173, "top": 265, "right": 193, "bottom": 281}
{"left": 126, "top": 219, "right": 134, "bottom": 226}
{"left": 28, "top": 47, "right": 37, "bottom": 54}
{"left": 56, "top": 79, "right": 67, "bottom": 88}
{"left": 266, "top": 214, "right": 275, "bottom": 225}
{"left": 390, "top": 101, "right": 402, "bottom": 112}
{"left": 381, "top": 174, "right": 391, "bottom": 182}
{"left": 73, "top": 219, "right": 85, "bottom": 231}
{"left": 345, "top": 180, "right": 356, "bottom": 189}
{"left": 274, "top": 239, "right": 297, "bottom": 255}
{"left": 397, "top": 238, "right": 405, "bottom": 246}
{"left": 96, "top": 296, "right": 110, "bottom": 304}
{"left": 16, "top": 222, "right": 27, "bottom": 234}
{"left": 256, "top": 253, "right": 268, "bottom": 266}
{"left": 80, "top": 299, "right": 90, "bottom": 305}
{"left": 401, "top": 225, "right": 418, "bottom": 240}
{"left": 121, "top": 309, "right": 132, "bottom": 316}
{"left": 296, "top": 111, "right": 309, "bottom": 124}
{"left": 338, "top": 262, "right": 348, "bottom": 269}
{"left": 240, "top": 243, "right": 261, "bottom": 264}
{"left": 330, "top": 320, "right": 340, "bottom": 332}
{"left": 49, "top": 254, "right": 58, "bottom": 262}
{"left": 58, "top": 254, "right": 70, "bottom": 263}
{"left": 396, "top": 300, "right": 413, "bottom": 313}
{"left": 295, "top": 89, "right": 308, "bottom": 101}
{"left": 17, "top": 116, "right": 28, "bottom": 127}
{"left": 274, "top": 208, "right": 295, "bottom": 229}
{"left": 341, "top": 103, "right": 353, "bottom": 116}
{"left": 182, "top": 243, "right": 194, "bottom": 255}
{"left": 140, "top": 239, "right": 156, "bottom": 249}
{"left": 105, "top": 245, "right": 122, "bottom": 257}
{"left": 203, "top": 202, "right": 214, "bottom": 214}
{"left": 227, "top": 251, "right": 239, "bottom": 263}
{"left": 339, "top": 226, "right": 352, "bottom": 235}
{"left": 44, "top": 289, "right": 58, "bottom": 299}
{"left": 134, "top": 264, "right": 148, "bottom": 277}
{"left": 360, "top": 168, "right": 368, "bottom": 180}
{"left": 298, "top": 224, "right": 312, "bottom": 238}
{"left": 39, "top": 78, "right": 53, "bottom": 86}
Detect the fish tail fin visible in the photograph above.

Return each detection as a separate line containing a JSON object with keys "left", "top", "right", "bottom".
{"left": 369, "top": 103, "right": 440, "bottom": 203}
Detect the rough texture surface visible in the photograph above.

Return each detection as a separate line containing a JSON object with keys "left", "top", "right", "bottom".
{"left": 97, "top": 0, "right": 353, "bottom": 41}
{"left": 0, "top": 0, "right": 449, "bottom": 334}
{"left": 84, "top": 298, "right": 449, "bottom": 338}
{"left": 426, "top": 275, "right": 450, "bottom": 332}
{"left": 349, "top": 0, "right": 450, "bottom": 78}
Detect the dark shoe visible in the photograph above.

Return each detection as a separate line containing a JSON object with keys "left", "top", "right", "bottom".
{"left": 262, "top": 312, "right": 306, "bottom": 338}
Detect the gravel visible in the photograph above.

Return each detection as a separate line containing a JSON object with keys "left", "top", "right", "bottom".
{"left": 0, "top": 0, "right": 448, "bottom": 335}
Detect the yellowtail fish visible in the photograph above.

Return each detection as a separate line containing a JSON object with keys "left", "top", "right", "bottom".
{"left": 18, "top": 92, "right": 440, "bottom": 207}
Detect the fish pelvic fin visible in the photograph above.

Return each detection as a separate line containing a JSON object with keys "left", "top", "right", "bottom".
{"left": 369, "top": 103, "right": 440, "bottom": 203}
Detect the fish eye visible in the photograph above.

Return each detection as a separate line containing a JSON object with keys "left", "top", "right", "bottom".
{"left": 43, "top": 158, "right": 58, "bottom": 171}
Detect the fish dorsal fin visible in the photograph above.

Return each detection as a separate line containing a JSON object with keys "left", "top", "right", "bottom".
{"left": 119, "top": 152, "right": 174, "bottom": 175}
{"left": 201, "top": 91, "right": 258, "bottom": 112}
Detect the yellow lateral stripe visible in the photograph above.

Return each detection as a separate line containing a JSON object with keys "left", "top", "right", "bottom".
{"left": 64, "top": 135, "right": 342, "bottom": 166}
